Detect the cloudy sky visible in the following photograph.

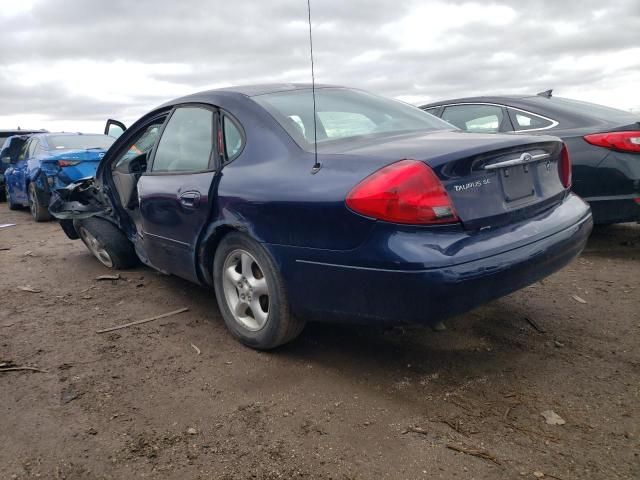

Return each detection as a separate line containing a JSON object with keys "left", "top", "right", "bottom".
{"left": 1, "top": 0, "right": 638, "bottom": 133}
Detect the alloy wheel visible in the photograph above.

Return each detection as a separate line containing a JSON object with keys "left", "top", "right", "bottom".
{"left": 222, "top": 249, "right": 270, "bottom": 331}
{"left": 78, "top": 226, "right": 114, "bottom": 268}
{"left": 28, "top": 185, "right": 38, "bottom": 219}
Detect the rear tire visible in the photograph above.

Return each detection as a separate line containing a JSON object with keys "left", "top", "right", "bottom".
{"left": 28, "top": 183, "right": 51, "bottom": 222}
{"left": 213, "top": 232, "right": 305, "bottom": 350}
{"left": 76, "top": 217, "right": 139, "bottom": 269}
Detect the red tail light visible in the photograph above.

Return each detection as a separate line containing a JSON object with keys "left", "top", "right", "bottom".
{"left": 559, "top": 144, "right": 572, "bottom": 189}
{"left": 584, "top": 131, "right": 640, "bottom": 153}
{"left": 346, "top": 160, "right": 459, "bottom": 225}
{"left": 58, "top": 159, "right": 81, "bottom": 167}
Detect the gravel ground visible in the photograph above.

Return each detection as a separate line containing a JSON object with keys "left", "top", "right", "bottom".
{"left": 1, "top": 203, "right": 638, "bottom": 480}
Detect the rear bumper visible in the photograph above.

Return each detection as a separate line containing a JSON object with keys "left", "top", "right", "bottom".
{"left": 269, "top": 193, "right": 593, "bottom": 325}
{"left": 584, "top": 195, "right": 640, "bottom": 224}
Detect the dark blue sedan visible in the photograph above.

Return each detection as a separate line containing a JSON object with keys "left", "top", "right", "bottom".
{"left": 50, "top": 85, "right": 593, "bottom": 349}
{"left": 4, "top": 132, "right": 115, "bottom": 221}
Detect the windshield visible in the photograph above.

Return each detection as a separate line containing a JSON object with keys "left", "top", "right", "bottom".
{"left": 253, "top": 88, "right": 454, "bottom": 150}
{"left": 46, "top": 134, "right": 115, "bottom": 151}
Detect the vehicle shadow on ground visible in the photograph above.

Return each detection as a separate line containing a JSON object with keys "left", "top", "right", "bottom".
{"left": 274, "top": 301, "right": 543, "bottom": 392}
{"left": 132, "top": 245, "right": 552, "bottom": 392}
{"left": 583, "top": 223, "right": 639, "bottom": 260}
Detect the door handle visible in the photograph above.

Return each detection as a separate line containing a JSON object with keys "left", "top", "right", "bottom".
{"left": 179, "top": 191, "right": 201, "bottom": 208}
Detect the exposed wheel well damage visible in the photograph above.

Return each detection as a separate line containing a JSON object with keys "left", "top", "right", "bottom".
{"left": 197, "top": 224, "right": 244, "bottom": 286}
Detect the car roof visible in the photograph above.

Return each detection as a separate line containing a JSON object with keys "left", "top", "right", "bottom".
{"left": 33, "top": 132, "right": 102, "bottom": 138}
{"left": 421, "top": 95, "right": 538, "bottom": 108}
{"left": 215, "top": 83, "right": 338, "bottom": 96}
{"left": 0, "top": 129, "right": 47, "bottom": 134}
{"left": 162, "top": 83, "right": 341, "bottom": 107}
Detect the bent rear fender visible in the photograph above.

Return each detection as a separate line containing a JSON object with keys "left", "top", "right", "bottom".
{"left": 196, "top": 217, "right": 263, "bottom": 286}
{"left": 29, "top": 168, "right": 49, "bottom": 193}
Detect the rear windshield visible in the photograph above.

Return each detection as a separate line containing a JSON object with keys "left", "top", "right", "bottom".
{"left": 46, "top": 134, "right": 115, "bottom": 151}
{"left": 253, "top": 88, "right": 454, "bottom": 150}
{"left": 532, "top": 97, "right": 639, "bottom": 123}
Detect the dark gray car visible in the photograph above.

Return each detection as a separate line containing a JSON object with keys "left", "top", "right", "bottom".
{"left": 421, "top": 92, "right": 640, "bottom": 225}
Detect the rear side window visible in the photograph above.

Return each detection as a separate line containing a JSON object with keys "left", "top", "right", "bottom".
{"left": 441, "top": 105, "right": 504, "bottom": 133}
{"left": 223, "top": 115, "right": 243, "bottom": 162}
{"left": 152, "top": 107, "right": 213, "bottom": 173}
{"left": 508, "top": 109, "right": 555, "bottom": 131}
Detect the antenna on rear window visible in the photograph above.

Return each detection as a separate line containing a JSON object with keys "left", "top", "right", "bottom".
{"left": 307, "top": 0, "right": 321, "bottom": 174}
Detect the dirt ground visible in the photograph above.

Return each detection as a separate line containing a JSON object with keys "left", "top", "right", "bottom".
{"left": 0, "top": 203, "right": 638, "bottom": 480}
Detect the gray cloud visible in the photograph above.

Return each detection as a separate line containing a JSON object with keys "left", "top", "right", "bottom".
{"left": 0, "top": 0, "right": 638, "bottom": 123}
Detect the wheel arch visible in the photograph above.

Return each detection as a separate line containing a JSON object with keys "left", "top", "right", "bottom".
{"left": 197, "top": 221, "right": 254, "bottom": 286}
{"left": 26, "top": 169, "right": 50, "bottom": 203}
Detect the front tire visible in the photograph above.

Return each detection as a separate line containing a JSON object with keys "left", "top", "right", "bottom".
{"left": 28, "top": 183, "right": 51, "bottom": 222}
{"left": 76, "top": 218, "right": 139, "bottom": 269}
{"left": 213, "top": 232, "right": 305, "bottom": 349}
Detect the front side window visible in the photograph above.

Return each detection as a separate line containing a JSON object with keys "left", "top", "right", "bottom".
{"left": 253, "top": 87, "right": 453, "bottom": 151}
{"left": 113, "top": 119, "right": 165, "bottom": 172}
{"left": 508, "top": 109, "right": 555, "bottom": 131}
{"left": 152, "top": 107, "right": 213, "bottom": 173}
{"left": 442, "top": 105, "right": 505, "bottom": 133}
{"left": 17, "top": 142, "right": 29, "bottom": 161}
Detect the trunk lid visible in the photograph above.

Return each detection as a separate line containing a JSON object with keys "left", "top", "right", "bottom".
{"left": 41, "top": 149, "right": 107, "bottom": 183}
{"left": 325, "top": 130, "right": 567, "bottom": 229}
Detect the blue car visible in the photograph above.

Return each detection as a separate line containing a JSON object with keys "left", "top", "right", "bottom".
{"left": 4, "top": 132, "right": 115, "bottom": 221}
{"left": 50, "top": 85, "right": 592, "bottom": 349}
{"left": 0, "top": 129, "right": 46, "bottom": 201}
